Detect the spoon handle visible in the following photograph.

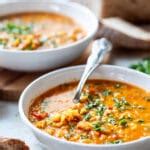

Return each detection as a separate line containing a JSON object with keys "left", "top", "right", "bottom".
{"left": 73, "top": 38, "right": 112, "bottom": 103}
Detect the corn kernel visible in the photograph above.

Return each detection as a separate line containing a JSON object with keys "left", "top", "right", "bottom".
{"left": 46, "top": 128, "right": 55, "bottom": 135}
{"left": 51, "top": 113, "right": 61, "bottom": 122}
{"left": 77, "top": 121, "right": 92, "bottom": 131}
{"left": 36, "top": 120, "right": 46, "bottom": 129}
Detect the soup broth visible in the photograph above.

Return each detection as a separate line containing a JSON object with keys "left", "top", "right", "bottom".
{"left": 0, "top": 12, "right": 85, "bottom": 50}
{"left": 29, "top": 80, "right": 150, "bottom": 144}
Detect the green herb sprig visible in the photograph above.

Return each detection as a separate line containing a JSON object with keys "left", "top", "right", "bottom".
{"left": 130, "top": 58, "right": 150, "bottom": 74}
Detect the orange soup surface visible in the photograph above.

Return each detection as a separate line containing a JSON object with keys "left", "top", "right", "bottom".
{"left": 0, "top": 12, "right": 85, "bottom": 50}
{"left": 29, "top": 80, "right": 150, "bottom": 144}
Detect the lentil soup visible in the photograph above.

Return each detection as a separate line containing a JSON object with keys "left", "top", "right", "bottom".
{"left": 0, "top": 12, "right": 85, "bottom": 50}
{"left": 29, "top": 80, "right": 150, "bottom": 144}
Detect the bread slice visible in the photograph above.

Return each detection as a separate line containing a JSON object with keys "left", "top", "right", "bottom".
{"left": 0, "top": 138, "right": 29, "bottom": 150}
{"left": 100, "top": 0, "right": 150, "bottom": 23}
{"left": 97, "top": 17, "right": 150, "bottom": 49}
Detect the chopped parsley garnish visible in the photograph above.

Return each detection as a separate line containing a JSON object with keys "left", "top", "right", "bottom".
{"left": 119, "top": 118, "right": 128, "bottom": 127}
{"left": 88, "top": 94, "right": 95, "bottom": 101}
{"left": 110, "top": 140, "right": 123, "bottom": 144}
{"left": 92, "top": 122, "right": 102, "bottom": 131}
{"left": 84, "top": 113, "right": 91, "bottom": 121}
{"left": 108, "top": 117, "right": 116, "bottom": 125}
{"left": 102, "top": 89, "right": 112, "bottom": 96}
{"left": 96, "top": 104, "right": 106, "bottom": 116}
{"left": 113, "top": 97, "right": 130, "bottom": 110}
{"left": 1, "top": 22, "right": 33, "bottom": 34}
{"left": 86, "top": 99, "right": 100, "bottom": 109}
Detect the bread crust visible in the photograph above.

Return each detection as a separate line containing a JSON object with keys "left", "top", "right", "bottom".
{"left": 97, "top": 18, "right": 150, "bottom": 49}
{"left": 100, "top": 0, "right": 150, "bottom": 23}
{"left": 0, "top": 138, "right": 29, "bottom": 150}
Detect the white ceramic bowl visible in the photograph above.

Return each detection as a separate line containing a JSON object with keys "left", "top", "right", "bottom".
{"left": 0, "top": 1, "right": 98, "bottom": 72}
{"left": 19, "top": 65, "right": 150, "bottom": 150}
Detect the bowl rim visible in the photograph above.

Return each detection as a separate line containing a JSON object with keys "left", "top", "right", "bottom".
{"left": 19, "top": 65, "right": 150, "bottom": 148}
{"left": 0, "top": 1, "right": 98, "bottom": 54}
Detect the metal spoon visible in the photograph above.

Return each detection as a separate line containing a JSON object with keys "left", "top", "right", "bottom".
{"left": 73, "top": 38, "right": 112, "bottom": 103}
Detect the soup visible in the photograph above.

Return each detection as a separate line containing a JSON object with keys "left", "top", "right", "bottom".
{"left": 0, "top": 12, "right": 85, "bottom": 50}
{"left": 29, "top": 80, "right": 150, "bottom": 144}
